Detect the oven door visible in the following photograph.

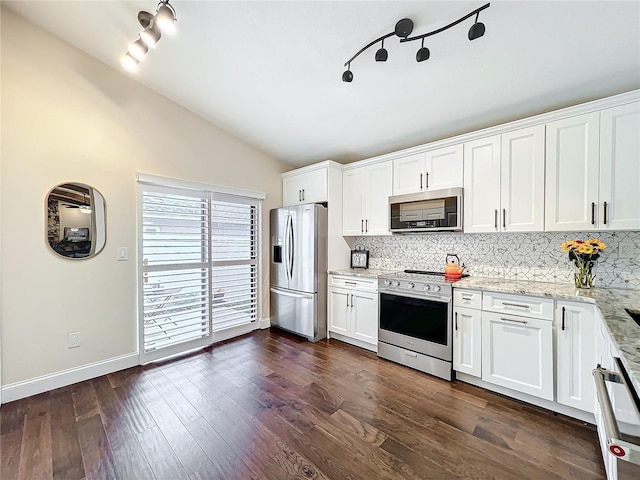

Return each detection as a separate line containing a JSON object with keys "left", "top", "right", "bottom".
{"left": 378, "top": 291, "right": 452, "bottom": 361}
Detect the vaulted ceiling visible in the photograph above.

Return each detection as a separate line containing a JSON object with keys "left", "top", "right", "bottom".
{"left": 5, "top": 1, "right": 640, "bottom": 167}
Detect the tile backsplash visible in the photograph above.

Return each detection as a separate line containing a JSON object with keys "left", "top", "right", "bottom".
{"left": 354, "top": 231, "right": 640, "bottom": 290}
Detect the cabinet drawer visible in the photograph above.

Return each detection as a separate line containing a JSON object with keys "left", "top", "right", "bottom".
{"left": 328, "top": 274, "right": 378, "bottom": 292}
{"left": 454, "top": 289, "right": 482, "bottom": 310}
{"left": 483, "top": 292, "right": 554, "bottom": 320}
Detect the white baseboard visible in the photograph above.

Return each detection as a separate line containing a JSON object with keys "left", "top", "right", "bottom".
{"left": 456, "top": 372, "right": 596, "bottom": 425}
{"left": 327, "top": 332, "right": 377, "bottom": 353}
{"left": 1, "top": 353, "right": 139, "bottom": 404}
{"left": 258, "top": 317, "right": 270, "bottom": 329}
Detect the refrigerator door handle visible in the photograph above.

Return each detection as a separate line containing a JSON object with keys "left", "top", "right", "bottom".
{"left": 283, "top": 214, "right": 292, "bottom": 280}
{"left": 270, "top": 286, "right": 314, "bottom": 300}
{"left": 288, "top": 214, "right": 295, "bottom": 280}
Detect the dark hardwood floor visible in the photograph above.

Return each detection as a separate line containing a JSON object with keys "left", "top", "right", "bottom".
{"left": 1, "top": 329, "right": 605, "bottom": 479}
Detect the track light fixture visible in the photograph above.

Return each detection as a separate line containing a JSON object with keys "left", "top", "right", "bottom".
{"left": 120, "top": 0, "right": 177, "bottom": 73}
{"left": 375, "top": 39, "right": 388, "bottom": 62}
{"left": 342, "top": 2, "right": 490, "bottom": 82}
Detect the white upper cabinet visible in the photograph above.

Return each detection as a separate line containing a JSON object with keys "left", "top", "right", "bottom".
{"left": 343, "top": 161, "right": 392, "bottom": 236}
{"left": 464, "top": 127, "right": 545, "bottom": 233}
{"left": 599, "top": 102, "right": 640, "bottom": 230}
{"left": 463, "top": 135, "right": 502, "bottom": 232}
{"left": 283, "top": 168, "right": 328, "bottom": 206}
{"left": 544, "top": 112, "right": 600, "bottom": 231}
{"left": 500, "top": 125, "right": 546, "bottom": 232}
{"left": 546, "top": 104, "right": 640, "bottom": 231}
{"left": 393, "top": 145, "right": 463, "bottom": 196}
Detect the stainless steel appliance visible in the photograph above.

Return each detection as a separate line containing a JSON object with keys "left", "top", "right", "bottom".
{"left": 593, "top": 359, "right": 640, "bottom": 479}
{"left": 378, "top": 270, "right": 465, "bottom": 381}
{"left": 389, "top": 188, "right": 463, "bottom": 233}
{"left": 270, "top": 204, "right": 327, "bottom": 342}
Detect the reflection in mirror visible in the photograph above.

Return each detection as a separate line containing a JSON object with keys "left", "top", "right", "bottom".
{"left": 46, "top": 183, "right": 106, "bottom": 259}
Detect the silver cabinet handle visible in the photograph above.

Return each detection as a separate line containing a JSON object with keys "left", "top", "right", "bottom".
{"left": 455, "top": 312, "right": 458, "bottom": 331}
{"left": 420, "top": 173, "right": 423, "bottom": 190}
{"left": 345, "top": 281, "right": 357, "bottom": 286}
{"left": 361, "top": 219, "right": 364, "bottom": 233}
{"left": 425, "top": 172, "right": 429, "bottom": 189}
{"left": 494, "top": 209, "right": 498, "bottom": 229}
{"left": 500, "top": 317, "right": 528, "bottom": 325}
{"left": 561, "top": 306, "right": 566, "bottom": 331}
{"left": 365, "top": 219, "right": 369, "bottom": 233}
{"left": 603, "top": 201, "right": 608, "bottom": 225}
{"left": 502, "top": 302, "right": 530, "bottom": 310}
{"left": 302, "top": 189, "right": 305, "bottom": 201}
{"left": 593, "top": 364, "right": 640, "bottom": 465}
{"left": 591, "top": 202, "right": 596, "bottom": 225}
{"left": 350, "top": 294, "right": 354, "bottom": 308}
{"left": 461, "top": 296, "right": 472, "bottom": 302}
{"left": 404, "top": 351, "right": 418, "bottom": 358}
{"left": 298, "top": 190, "right": 302, "bottom": 202}
{"left": 502, "top": 209, "right": 506, "bottom": 229}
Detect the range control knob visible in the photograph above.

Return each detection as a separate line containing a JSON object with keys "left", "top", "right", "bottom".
{"left": 393, "top": 281, "right": 400, "bottom": 287}
{"left": 384, "top": 279, "right": 392, "bottom": 286}
{"left": 407, "top": 282, "right": 415, "bottom": 289}
{"left": 423, "top": 284, "right": 431, "bottom": 291}
{"left": 432, "top": 285, "right": 441, "bottom": 293}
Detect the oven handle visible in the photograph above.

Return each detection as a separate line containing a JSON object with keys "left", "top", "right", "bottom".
{"left": 593, "top": 365, "right": 640, "bottom": 465}
{"left": 379, "top": 290, "right": 451, "bottom": 303}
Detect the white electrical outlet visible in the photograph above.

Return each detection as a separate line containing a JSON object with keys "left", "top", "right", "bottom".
{"left": 619, "top": 242, "right": 635, "bottom": 258}
{"left": 68, "top": 332, "right": 81, "bottom": 348}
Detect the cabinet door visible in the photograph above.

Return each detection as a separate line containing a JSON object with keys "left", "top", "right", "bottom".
{"left": 342, "top": 168, "right": 366, "bottom": 236}
{"left": 327, "top": 287, "right": 350, "bottom": 336}
{"left": 600, "top": 102, "right": 640, "bottom": 230}
{"left": 283, "top": 176, "right": 304, "bottom": 206}
{"left": 453, "top": 307, "right": 482, "bottom": 377}
{"left": 482, "top": 311, "right": 554, "bottom": 400}
{"left": 556, "top": 301, "right": 595, "bottom": 413}
{"left": 501, "top": 126, "right": 545, "bottom": 232}
{"left": 351, "top": 290, "right": 378, "bottom": 345}
{"left": 545, "top": 113, "right": 600, "bottom": 231}
{"left": 425, "top": 144, "right": 464, "bottom": 191}
{"left": 463, "top": 136, "right": 502, "bottom": 232}
{"left": 393, "top": 153, "right": 425, "bottom": 195}
{"left": 365, "top": 161, "right": 393, "bottom": 235}
{"left": 300, "top": 169, "right": 328, "bottom": 204}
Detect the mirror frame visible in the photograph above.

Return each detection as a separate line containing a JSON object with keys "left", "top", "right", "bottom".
{"left": 46, "top": 182, "right": 107, "bottom": 259}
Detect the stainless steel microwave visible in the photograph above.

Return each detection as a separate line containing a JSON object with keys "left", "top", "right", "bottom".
{"left": 389, "top": 188, "right": 463, "bottom": 233}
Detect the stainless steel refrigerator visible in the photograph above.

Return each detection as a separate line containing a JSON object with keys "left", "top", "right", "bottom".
{"left": 270, "top": 204, "right": 327, "bottom": 342}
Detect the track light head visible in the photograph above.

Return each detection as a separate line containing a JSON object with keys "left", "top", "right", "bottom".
{"left": 342, "top": 68, "right": 353, "bottom": 83}
{"left": 156, "top": 2, "right": 177, "bottom": 34}
{"left": 468, "top": 12, "right": 486, "bottom": 41}
{"left": 128, "top": 38, "right": 149, "bottom": 62}
{"left": 140, "top": 22, "right": 162, "bottom": 47}
{"left": 416, "top": 47, "right": 430, "bottom": 63}
{"left": 121, "top": 52, "right": 140, "bottom": 73}
{"left": 375, "top": 40, "right": 388, "bottom": 62}
{"left": 394, "top": 18, "right": 414, "bottom": 38}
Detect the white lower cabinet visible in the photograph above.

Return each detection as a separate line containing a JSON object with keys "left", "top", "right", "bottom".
{"left": 481, "top": 310, "right": 554, "bottom": 400}
{"left": 556, "top": 301, "right": 595, "bottom": 413}
{"left": 327, "top": 274, "right": 378, "bottom": 350}
{"left": 453, "top": 306, "right": 482, "bottom": 377}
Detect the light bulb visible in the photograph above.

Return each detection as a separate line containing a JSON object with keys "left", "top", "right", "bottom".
{"left": 121, "top": 52, "right": 139, "bottom": 72}
{"left": 156, "top": 4, "right": 176, "bottom": 34}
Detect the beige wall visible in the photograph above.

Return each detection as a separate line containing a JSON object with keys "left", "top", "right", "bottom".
{"left": 0, "top": 8, "right": 289, "bottom": 385}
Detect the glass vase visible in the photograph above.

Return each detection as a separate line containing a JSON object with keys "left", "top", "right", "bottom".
{"left": 574, "top": 260, "right": 595, "bottom": 289}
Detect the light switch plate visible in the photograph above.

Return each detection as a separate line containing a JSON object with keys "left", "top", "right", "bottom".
{"left": 619, "top": 242, "right": 635, "bottom": 258}
{"left": 117, "top": 247, "right": 128, "bottom": 261}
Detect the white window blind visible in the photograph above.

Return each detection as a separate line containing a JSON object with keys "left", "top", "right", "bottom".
{"left": 211, "top": 194, "right": 259, "bottom": 330}
{"left": 138, "top": 180, "right": 261, "bottom": 363}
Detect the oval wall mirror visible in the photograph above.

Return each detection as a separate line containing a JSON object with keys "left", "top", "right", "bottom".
{"left": 46, "top": 182, "right": 106, "bottom": 259}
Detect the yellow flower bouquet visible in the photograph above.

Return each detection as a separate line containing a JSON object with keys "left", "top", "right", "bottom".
{"left": 560, "top": 238, "right": 607, "bottom": 289}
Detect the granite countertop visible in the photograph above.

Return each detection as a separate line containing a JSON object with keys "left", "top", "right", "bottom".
{"left": 327, "top": 268, "right": 399, "bottom": 279}
{"left": 454, "top": 277, "right": 640, "bottom": 396}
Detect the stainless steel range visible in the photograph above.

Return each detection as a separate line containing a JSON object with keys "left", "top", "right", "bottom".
{"left": 378, "top": 270, "right": 466, "bottom": 381}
